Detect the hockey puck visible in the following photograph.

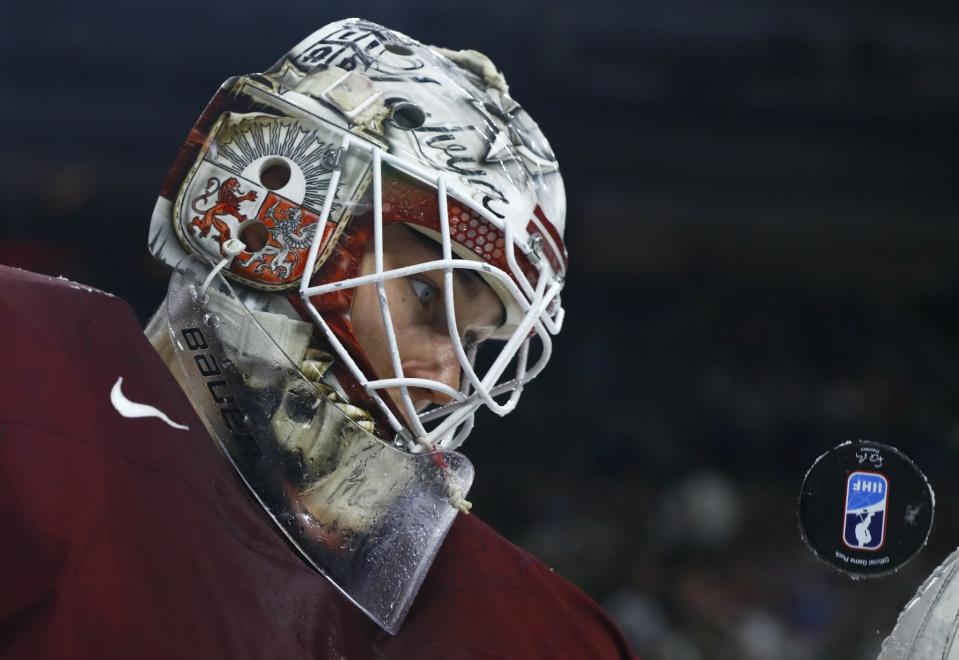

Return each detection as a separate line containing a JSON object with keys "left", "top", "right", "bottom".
{"left": 798, "top": 440, "right": 934, "bottom": 578}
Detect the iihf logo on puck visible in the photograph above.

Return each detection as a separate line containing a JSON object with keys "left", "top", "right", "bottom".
{"left": 842, "top": 471, "right": 887, "bottom": 551}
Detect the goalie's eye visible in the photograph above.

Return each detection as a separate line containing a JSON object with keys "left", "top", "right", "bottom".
{"left": 408, "top": 276, "right": 439, "bottom": 306}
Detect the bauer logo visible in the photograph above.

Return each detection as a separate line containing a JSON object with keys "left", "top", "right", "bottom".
{"left": 842, "top": 471, "right": 888, "bottom": 551}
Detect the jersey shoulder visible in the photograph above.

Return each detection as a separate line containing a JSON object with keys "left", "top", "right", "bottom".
{"left": 0, "top": 264, "right": 163, "bottom": 435}
{"left": 0, "top": 264, "right": 117, "bottom": 297}
{"left": 379, "top": 513, "right": 638, "bottom": 659}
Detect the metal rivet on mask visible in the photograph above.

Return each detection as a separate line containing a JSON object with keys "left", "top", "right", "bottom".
{"left": 528, "top": 234, "right": 544, "bottom": 256}
{"left": 389, "top": 102, "right": 426, "bottom": 130}
{"left": 323, "top": 148, "right": 344, "bottom": 169}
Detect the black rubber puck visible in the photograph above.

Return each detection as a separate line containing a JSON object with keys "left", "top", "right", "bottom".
{"left": 798, "top": 440, "right": 934, "bottom": 578}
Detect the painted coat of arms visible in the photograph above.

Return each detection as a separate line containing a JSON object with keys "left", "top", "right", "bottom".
{"left": 173, "top": 112, "right": 365, "bottom": 290}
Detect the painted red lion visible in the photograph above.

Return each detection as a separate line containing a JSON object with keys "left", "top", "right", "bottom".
{"left": 189, "top": 177, "right": 258, "bottom": 243}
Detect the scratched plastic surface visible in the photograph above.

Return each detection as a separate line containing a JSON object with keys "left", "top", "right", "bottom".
{"left": 164, "top": 256, "right": 473, "bottom": 634}
{"left": 878, "top": 548, "right": 959, "bottom": 659}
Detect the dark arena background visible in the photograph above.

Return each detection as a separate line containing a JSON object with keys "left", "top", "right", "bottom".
{"left": 3, "top": 1, "right": 958, "bottom": 658}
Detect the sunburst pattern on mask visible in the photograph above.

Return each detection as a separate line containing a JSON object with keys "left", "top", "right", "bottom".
{"left": 214, "top": 116, "right": 339, "bottom": 211}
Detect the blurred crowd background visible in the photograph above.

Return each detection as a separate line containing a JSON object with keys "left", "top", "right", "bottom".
{"left": 3, "top": 1, "right": 958, "bottom": 658}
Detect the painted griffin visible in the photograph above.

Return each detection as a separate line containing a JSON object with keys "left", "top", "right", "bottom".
{"left": 240, "top": 201, "right": 316, "bottom": 279}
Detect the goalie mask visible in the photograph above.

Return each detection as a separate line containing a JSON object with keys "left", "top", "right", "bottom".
{"left": 147, "top": 18, "right": 566, "bottom": 633}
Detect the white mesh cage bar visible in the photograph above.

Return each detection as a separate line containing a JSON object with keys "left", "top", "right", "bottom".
{"left": 298, "top": 129, "right": 563, "bottom": 450}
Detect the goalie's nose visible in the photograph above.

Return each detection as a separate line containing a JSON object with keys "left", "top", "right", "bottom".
{"left": 402, "top": 334, "right": 460, "bottom": 411}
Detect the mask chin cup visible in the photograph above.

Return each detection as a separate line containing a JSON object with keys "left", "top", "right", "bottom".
{"left": 164, "top": 255, "right": 474, "bottom": 634}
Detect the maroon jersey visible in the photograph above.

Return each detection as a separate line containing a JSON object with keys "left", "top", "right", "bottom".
{"left": 0, "top": 265, "right": 635, "bottom": 659}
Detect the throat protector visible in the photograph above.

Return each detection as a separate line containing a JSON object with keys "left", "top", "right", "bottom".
{"left": 163, "top": 255, "right": 474, "bottom": 633}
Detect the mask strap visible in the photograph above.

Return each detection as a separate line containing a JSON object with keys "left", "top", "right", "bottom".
{"left": 199, "top": 238, "right": 247, "bottom": 297}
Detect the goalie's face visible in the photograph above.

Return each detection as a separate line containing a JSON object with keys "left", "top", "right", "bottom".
{"left": 351, "top": 224, "right": 505, "bottom": 419}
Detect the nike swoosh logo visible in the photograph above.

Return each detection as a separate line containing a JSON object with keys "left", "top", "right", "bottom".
{"left": 110, "top": 377, "right": 189, "bottom": 431}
